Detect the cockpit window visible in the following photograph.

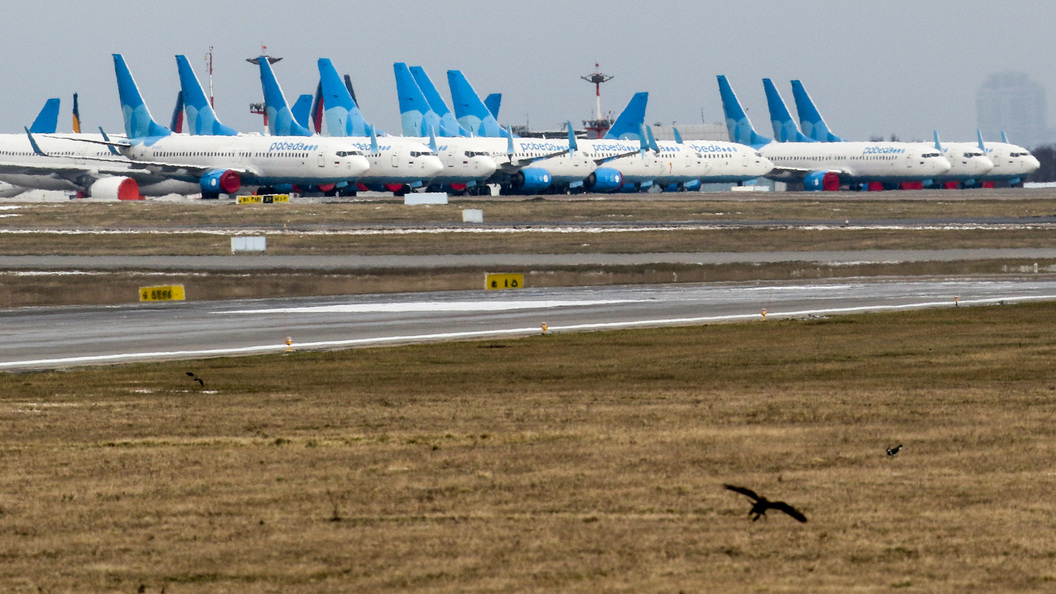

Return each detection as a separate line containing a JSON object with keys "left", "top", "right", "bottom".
{"left": 335, "top": 150, "right": 363, "bottom": 157}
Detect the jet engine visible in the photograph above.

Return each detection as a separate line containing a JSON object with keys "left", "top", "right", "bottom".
{"left": 88, "top": 176, "right": 141, "bottom": 200}
{"left": 199, "top": 169, "right": 241, "bottom": 195}
{"left": 584, "top": 167, "right": 624, "bottom": 193}
{"left": 803, "top": 171, "right": 840, "bottom": 191}
{"left": 509, "top": 167, "right": 552, "bottom": 193}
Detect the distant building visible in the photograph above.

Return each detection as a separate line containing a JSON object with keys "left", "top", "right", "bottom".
{"left": 650, "top": 123, "right": 728, "bottom": 142}
{"left": 976, "top": 72, "right": 1052, "bottom": 149}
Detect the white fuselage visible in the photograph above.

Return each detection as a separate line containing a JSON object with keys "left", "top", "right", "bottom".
{"left": 313, "top": 136, "right": 443, "bottom": 188}
{"left": 0, "top": 133, "right": 197, "bottom": 195}
{"left": 679, "top": 141, "right": 774, "bottom": 183}
{"left": 579, "top": 138, "right": 665, "bottom": 187}
{"left": 920, "top": 143, "right": 993, "bottom": 181}
{"left": 760, "top": 141, "right": 952, "bottom": 182}
{"left": 126, "top": 134, "right": 371, "bottom": 187}
{"left": 975, "top": 142, "right": 1040, "bottom": 181}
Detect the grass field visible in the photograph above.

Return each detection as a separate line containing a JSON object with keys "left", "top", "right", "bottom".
{"left": 3, "top": 194, "right": 1056, "bottom": 307}
{"left": 3, "top": 302, "right": 1056, "bottom": 592}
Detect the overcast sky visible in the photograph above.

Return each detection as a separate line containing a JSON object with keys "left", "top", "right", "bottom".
{"left": 3, "top": 1, "right": 1054, "bottom": 143}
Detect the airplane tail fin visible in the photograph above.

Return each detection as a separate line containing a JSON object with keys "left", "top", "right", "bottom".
{"left": 318, "top": 58, "right": 372, "bottom": 137}
{"left": 257, "top": 57, "right": 313, "bottom": 137}
{"left": 484, "top": 93, "right": 502, "bottom": 119}
{"left": 113, "top": 54, "right": 171, "bottom": 140}
{"left": 170, "top": 91, "right": 185, "bottom": 133}
{"left": 447, "top": 69, "right": 507, "bottom": 137}
{"left": 977, "top": 129, "right": 986, "bottom": 150}
{"left": 309, "top": 82, "right": 324, "bottom": 134}
{"left": 175, "top": 55, "right": 238, "bottom": 136}
{"left": 604, "top": 92, "right": 648, "bottom": 140}
{"left": 410, "top": 65, "right": 469, "bottom": 137}
{"left": 790, "top": 80, "right": 844, "bottom": 142}
{"left": 71, "top": 93, "right": 81, "bottom": 133}
{"left": 291, "top": 94, "right": 313, "bottom": 130}
{"left": 29, "top": 98, "right": 60, "bottom": 134}
{"left": 394, "top": 62, "right": 441, "bottom": 137}
{"left": 716, "top": 75, "right": 770, "bottom": 148}
{"left": 763, "top": 79, "right": 812, "bottom": 142}
{"left": 933, "top": 130, "right": 943, "bottom": 151}
{"left": 1001, "top": 131, "right": 1009, "bottom": 144}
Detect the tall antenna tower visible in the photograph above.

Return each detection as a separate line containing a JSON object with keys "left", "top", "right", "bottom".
{"left": 581, "top": 63, "right": 614, "bottom": 138}
{"left": 205, "top": 46, "right": 214, "bottom": 107}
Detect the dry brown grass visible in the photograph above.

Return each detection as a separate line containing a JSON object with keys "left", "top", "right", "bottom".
{"left": 3, "top": 303, "right": 1056, "bottom": 591}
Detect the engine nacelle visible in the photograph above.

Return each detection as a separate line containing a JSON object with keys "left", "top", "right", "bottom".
{"left": 509, "top": 167, "right": 552, "bottom": 193}
{"left": 200, "top": 169, "right": 241, "bottom": 194}
{"left": 584, "top": 167, "right": 624, "bottom": 193}
{"left": 803, "top": 171, "right": 840, "bottom": 191}
{"left": 88, "top": 176, "right": 141, "bottom": 200}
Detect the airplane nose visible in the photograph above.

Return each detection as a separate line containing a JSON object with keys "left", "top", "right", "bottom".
{"left": 936, "top": 156, "right": 952, "bottom": 174}
{"left": 975, "top": 156, "right": 995, "bottom": 175}
{"left": 478, "top": 156, "right": 498, "bottom": 178}
{"left": 758, "top": 156, "right": 775, "bottom": 175}
{"left": 350, "top": 155, "right": 371, "bottom": 177}
{"left": 1028, "top": 155, "right": 1041, "bottom": 171}
{"left": 423, "top": 156, "right": 444, "bottom": 177}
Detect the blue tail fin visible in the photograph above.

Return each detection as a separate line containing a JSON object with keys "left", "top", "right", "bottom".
{"left": 977, "top": 129, "right": 987, "bottom": 151}
{"left": 317, "top": 58, "right": 372, "bottom": 137}
{"left": 410, "top": 66, "right": 469, "bottom": 137}
{"left": 716, "top": 75, "right": 770, "bottom": 148}
{"left": 170, "top": 91, "right": 185, "bottom": 133}
{"left": 29, "top": 98, "right": 60, "bottom": 134}
{"left": 447, "top": 70, "right": 508, "bottom": 138}
{"left": 790, "top": 80, "right": 844, "bottom": 142}
{"left": 394, "top": 62, "right": 442, "bottom": 137}
{"left": 604, "top": 92, "right": 648, "bottom": 140}
{"left": 175, "top": 55, "right": 238, "bottom": 136}
{"left": 112, "top": 54, "right": 171, "bottom": 140}
{"left": 763, "top": 79, "right": 813, "bottom": 142}
{"left": 257, "top": 57, "right": 312, "bottom": 137}
{"left": 1001, "top": 131, "right": 1009, "bottom": 143}
{"left": 291, "top": 94, "right": 313, "bottom": 130}
{"left": 933, "top": 130, "right": 943, "bottom": 151}
{"left": 484, "top": 93, "right": 502, "bottom": 119}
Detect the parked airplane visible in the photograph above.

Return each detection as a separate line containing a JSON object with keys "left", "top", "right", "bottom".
{"left": 408, "top": 65, "right": 471, "bottom": 137}
{"left": 719, "top": 75, "right": 950, "bottom": 190}
{"left": 784, "top": 79, "right": 994, "bottom": 187}
{"left": 102, "top": 54, "right": 371, "bottom": 198}
{"left": 317, "top": 58, "right": 494, "bottom": 194}
{"left": 396, "top": 66, "right": 595, "bottom": 193}
{"left": 0, "top": 96, "right": 195, "bottom": 198}
{"left": 256, "top": 57, "right": 442, "bottom": 194}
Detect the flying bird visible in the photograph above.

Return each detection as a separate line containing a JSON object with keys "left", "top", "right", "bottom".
{"left": 724, "top": 484, "right": 807, "bottom": 523}
{"left": 887, "top": 444, "right": 903, "bottom": 456}
{"left": 185, "top": 371, "right": 205, "bottom": 388}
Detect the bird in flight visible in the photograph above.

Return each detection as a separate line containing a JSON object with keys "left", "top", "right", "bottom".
{"left": 887, "top": 444, "right": 903, "bottom": 456}
{"left": 724, "top": 484, "right": 807, "bottom": 523}
{"left": 185, "top": 371, "right": 204, "bottom": 388}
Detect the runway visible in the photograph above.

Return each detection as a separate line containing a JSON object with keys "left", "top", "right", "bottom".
{"left": 3, "top": 276, "right": 1055, "bottom": 371}
{"left": 3, "top": 248, "right": 1056, "bottom": 270}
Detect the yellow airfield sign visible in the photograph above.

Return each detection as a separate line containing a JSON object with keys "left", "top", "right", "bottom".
{"left": 139, "top": 285, "right": 186, "bottom": 302}
{"left": 485, "top": 273, "right": 524, "bottom": 290}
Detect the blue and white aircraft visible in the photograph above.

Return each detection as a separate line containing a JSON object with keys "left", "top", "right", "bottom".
{"left": 0, "top": 96, "right": 196, "bottom": 198}
{"left": 255, "top": 57, "right": 443, "bottom": 194}
{"left": 719, "top": 75, "right": 950, "bottom": 190}
{"left": 395, "top": 66, "right": 595, "bottom": 194}
{"left": 785, "top": 79, "right": 995, "bottom": 187}
{"left": 317, "top": 58, "right": 494, "bottom": 194}
{"left": 98, "top": 54, "right": 371, "bottom": 198}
